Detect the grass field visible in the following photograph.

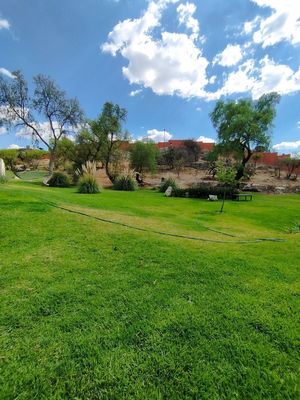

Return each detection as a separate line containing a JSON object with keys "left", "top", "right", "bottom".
{"left": 0, "top": 181, "right": 299, "bottom": 399}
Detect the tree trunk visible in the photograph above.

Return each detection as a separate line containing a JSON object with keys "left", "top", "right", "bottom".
{"left": 220, "top": 188, "right": 226, "bottom": 213}
{"left": 105, "top": 160, "right": 115, "bottom": 183}
{"left": 235, "top": 150, "right": 252, "bottom": 181}
{"left": 48, "top": 152, "right": 55, "bottom": 175}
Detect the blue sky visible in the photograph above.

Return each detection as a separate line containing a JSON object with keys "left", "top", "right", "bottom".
{"left": 0, "top": 0, "right": 300, "bottom": 153}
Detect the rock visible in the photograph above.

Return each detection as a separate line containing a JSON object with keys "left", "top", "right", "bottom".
{"left": 275, "top": 186, "right": 285, "bottom": 193}
{"left": 0, "top": 158, "right": 5, "bottom": 177}
{"left": 208, "top": 195, "right": 218, "bottom": 201}
{"left": 165, "top": 186, "right": 173, "bottom": 197}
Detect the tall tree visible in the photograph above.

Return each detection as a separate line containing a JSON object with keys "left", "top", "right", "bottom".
{"left": 0, "top": 71, "right": 84, "bottom": 173}
{"left": 210, "top": 92, "right": 280, "bottom": 180}
{"left": 130, "top": 141, "right": 159, "bottom": 174}
{"left": 184, "top": 139, "right": 201, "bottom": 162}
{"left": 89, "top": 102, "right": 128, "bottom": 183}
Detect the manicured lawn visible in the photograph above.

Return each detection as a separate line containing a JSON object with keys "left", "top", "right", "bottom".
{"left": 0, "top": 181, "right": 299, "bottom": 399}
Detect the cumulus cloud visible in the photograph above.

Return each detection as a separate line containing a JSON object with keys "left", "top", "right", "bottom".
{"left": 102, "top": 0, "right": 300, "bottom": 101}
{"left": 0, "top": 68, "right": 15, "bottom": 79}
{"left": 139, "top": 129, "right": 173, "bottom": 142}
{"left": 102, "top": 0, "right": 211, "bottom": 99}
{"left": 8, "top": 144, "right": 21, "bottom": 149}
{"left": 197, "top": 135, "right": 215, "bottom": 143}
{"left": 273, "top": 140, "right": 300, "bottom": 151}
{"left": 297, "top": 121, "right": 300, "bottom": 128}
{"left": 249, "top": 0, "right": 300, "bottom": 47}
{"left": 177, "top": 2, "right": 199, "bottom": 39}
{"left": 207, "top": 57, "right": 300, "bottom": 100}
{"left": 213, "top": 44, "right": 244, "bottom": 67}
{"left": 0, "top": 18, "right": 10, "bottom": 30}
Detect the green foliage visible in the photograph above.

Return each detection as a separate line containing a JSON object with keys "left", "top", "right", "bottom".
{"left": 173, "top": 184, "right": 238, "bottom": 199}
{"left": 210, "top": 92, "right": 280, "bottom": 179}
{"left": 159, "top": 177, "right": 178, "bottom": 193}
{"left": 130, "top": 141, "right": 159, "bottom": 173}
{"left": 89, "top": 102, "right": 128, "bottom": 182}
{"left": 0, "top": 149, "right": 18, "bottom": 170}
{"left": 216, "top": 160, "right": 237, "bottom": 186}
{"left": 0, "top": 176, "right": 8, "bottom": 184}
{"left": 55, "top": 137, "right": 76, "bottom": 168}
{"left": 48, "top": 172, "right": 71, "bottom": 187}
{"left": 78, "top": 175, "right": 100, "bottom": 194}
{"left": 113, "top": 175, "right": 137, "bottom": 191}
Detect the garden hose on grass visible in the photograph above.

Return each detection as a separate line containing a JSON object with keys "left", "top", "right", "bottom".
{"left": 46, "top": 202, "right": 285, "bottom": 244}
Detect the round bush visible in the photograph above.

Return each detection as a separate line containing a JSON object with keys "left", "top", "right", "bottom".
{"left": 78, "top": 175, "right": 100, "bottom": 194}
{"left": 113, "top": 176, "right": 137, "bottom": 191}
{"left": 47, "top": 172, "right": 71, "bottom": 188}
{"left": 159, "top": 177, "right": 178, "bottom": 193}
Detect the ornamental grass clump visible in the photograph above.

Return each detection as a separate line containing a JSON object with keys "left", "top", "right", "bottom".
{"left": 113, "top": 176, "right": 137, "bottom": 191}
{"left": 77, "top": 161, "right": 101, "bottom": 194}
{"left": 48, "top": 172, "right": 71, "bottom": 187}
{"left": 78, "top": 175, "right": 100, "bottom": 194}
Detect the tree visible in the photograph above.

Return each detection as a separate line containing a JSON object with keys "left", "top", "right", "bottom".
{"left": 210, "top": 92, "right": 280, "bottom": 180}
{"left": 130, "top": 141, "right": 159, "bottom": 174}
{"left": 55, "top": 137, "right": 76, "bottom": 169}
{"left": 0, "top": 149, "right": 18, "bottom": 175}
{"left": 0, "top": 71, "right": 84, "bottom": 173}
{"left": 184, "top": 139, "right": 201, "bottom": 162}
{"left": 216, "top": 160, "right": 237, "bottom": 213}
{"left": 280, "top": 157, "right": 300, "bottom": 180}
{"left": 89, "top": 102, "right": 128, "bottom": 183}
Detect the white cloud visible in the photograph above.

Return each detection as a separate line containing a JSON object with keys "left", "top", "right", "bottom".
{"left": 177, "top": 2, "right": 199, "bottom": 39}
{"left": 207, "top": 57, "right": 300, "bottom": 100}
{"left": 213, "top": 44, "right": 244, "bottom": 67}
{"left": 129, "top": 89, "right": 142, "bottom": 97}
{"left": 243, "top": 16, "right": 261, "bottom": 35}
{"left": 250, "top": 0, "right": 300, "bottom": 47}
{"left": 273, "top": 140, "right": 300, "bottom": 151}
{"left": 252, "top": 56, "right": 300, "bottom": 99}
{"left": 0, "top": 68, "right": 15, "bottom": 79}
{"left": 0, "top": 18, "right": 10, "bottom": 30}
{"left": 197, "top": 135, "right": 215, "bottom": 143}
{"left": 0, "top": 126, "right": 7, "bottom": 135}
{"left": 102, "top": 0, "right": 300, "bottom": 101}
{"left": 139, "top": 129, "right": 172, "bottom": 142}
{"left": 102, "top": 0, "right": 210, "bottom": 99}
{"left": 8, "top": 144, "right": 21, "bottom": 149}
{"left": 297, "top": 121, "right": 300, "bottom": 129}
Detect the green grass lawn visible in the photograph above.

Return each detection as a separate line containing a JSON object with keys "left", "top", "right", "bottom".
{"left": 0, "top": 181, "right": 299, "bottom": 399}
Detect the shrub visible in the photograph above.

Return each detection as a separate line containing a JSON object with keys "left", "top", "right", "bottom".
{"left": 172, "top": 184, "right": 238, "bottom": 199}
{"left": 159, "top": 177, "right": 178, "bottom": 193}
{"left": 78, "top": 175, "right": 100, "bottom": 194}
{"left": 48, "top": 172, "right": 71, "bottom": 188}
{"left": 113, "top": 176, "right": 137, "bottom": 191}
{"left": 0, "top": 176, "right": 8, "bottom": 184}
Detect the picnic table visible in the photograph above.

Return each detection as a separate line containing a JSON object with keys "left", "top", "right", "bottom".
{"left": 233, "top": 193, "right": 253, "bottom": 201}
